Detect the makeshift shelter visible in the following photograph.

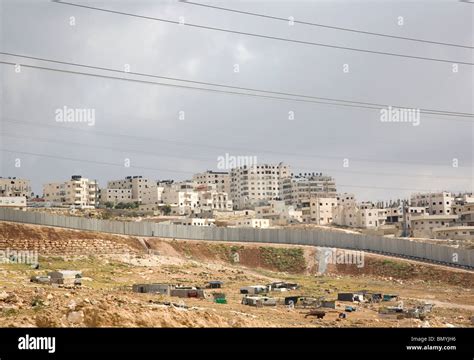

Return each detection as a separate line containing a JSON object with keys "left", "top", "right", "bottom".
{"left": 132, "top": 284, "right": 172, "bottom": 295}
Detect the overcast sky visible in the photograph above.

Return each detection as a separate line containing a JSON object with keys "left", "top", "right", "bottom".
{"left": 1, "top": 0, "right": 473, "bottom": 201}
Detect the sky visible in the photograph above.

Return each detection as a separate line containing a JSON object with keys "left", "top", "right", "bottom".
{"left": 1, "top": 0, "right": 473, "bottom": 202}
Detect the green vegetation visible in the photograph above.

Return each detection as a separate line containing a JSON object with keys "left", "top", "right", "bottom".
{"left": 31, "top": 296, "right": 44, "bottom": 309}
{"left": 1, "top": 308, "right": 18, "bottom": 317}
{"left": 161, "top": 205, "right": 172, "bottom": 215}
{"left": 260, "top": 247, "right": 306, "bottom": 273}
{"left": 381, "top": 259, "right": 412, "bottom": 273}
{"left": 114, "top": 202, "right": 139, "bottom": 210}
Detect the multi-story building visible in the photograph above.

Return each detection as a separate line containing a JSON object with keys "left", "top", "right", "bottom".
{"left": 386, "top": 205, "right": 403, "bottom": 224}
{"left": 255, "top": 200, "right": 302, "bottom": 225}
{"left": 99, "top": 189, "right": 133, "bottom": 204}
{"left": 358, "top": 203, "right": 387, "bottom": 228}
{"left": 332, "top": 197, "right": 386, "bottom": 229}
{"left": 452, "top": 203, "right": 474, "bottom": 226}
{"left": 410, "top": 214, "right": 458, "bottom": 238}
{"left": 104, "top": 176, "right": 162, "bottom": 205}
{"left": 432, "top": 226, "right": 474, "bottom": 241}
{"left": 196, "top": 187, "right": 233, "bottom": 212}
{"left": 0, "top": 177, "right": 32, "bottom": 198}
{"left": 160, "top": 180, "right": 199, "bottom": 215}
{"left": 410, "top": 192, "right": 454, "bottom": 215}
{"left": 230, "top": 162, "right": 291, "bottom": 209}
{"left": 336, "top": 193, "right": 356, "bottom": 207}
{"left": 280, "top": 173, "right": 337, "bottom": 206}
{"left": 192, "top": 170, "right": 230, "bottom": 194}
{"left": 300, "top": 197, "right": 337, "bottom": 224}
{"left": 43, "top": 175, "right": 98, "bottom": 208}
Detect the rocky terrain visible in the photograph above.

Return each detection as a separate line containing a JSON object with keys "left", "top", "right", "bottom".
{"left": 0, "top": 221, "right": 473, "bottom": 327}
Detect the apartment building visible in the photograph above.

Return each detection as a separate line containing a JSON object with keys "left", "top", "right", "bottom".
{"left": 43, "top": 175, "right": 97, "bottom": 208}
{"left": 255, "top": 200, "right": 302, "bottom": 225}
{"left": 99, "top": 188, "right": 133, "bottom": 204}
{"left": 336, "top": 193, "right": 357, "bottom": 207}
{"left": 453, "top": 203, "right": 474, "bottom": 226}
{"left": 104, "top": 176, "right": 162, "bottom": 205}
{"left": 280, "top": 173, "right": 337, "bottom": 206}
{"left": 333, "top": 198, "right": 386, "bottom": 229}
{"left": 300, "top": 197, "right": 337, "bottom": 224}
{"left": 386, "top": 205, "right": 403, "bottom": 224}
{"left": 0, "top": 177, "right": 32, "bottom": 198}
{"left": 196, "top": 187, "right": 233, "bottom": 212}
{"left": 192, "top": 170, "right": 230, "bottom": 194}
{"left": 160, "top": 181, "right": 199, "bottom": 215}
{"left": 410, "top": 192, "right": 454, "bottom": 215}
{"left": 230, "top": 163, "right": 291, "bottom": 209}
{"left": 432, "top": 226, "right": 474, "bottom": 241}
{"left": 358, "top": 203, "right": 387, "bottom": 228}
{"left": 410, "top": 214, "right": 458, "bottom": 238}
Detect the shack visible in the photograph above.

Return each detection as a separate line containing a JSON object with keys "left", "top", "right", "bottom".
{"left": 240, "top": 285, "right": 267, "bottom": 295}
{"left": 267, "top": 282, "right": 298, "bottom": 291}
{"left": 383, "top": 294, "right": 399, "bottom": 302}
{"left": 241, "top": 295, "right": 277, "bottom": 307}
{"left": 132, "top": 283, "right": 173, "bottom": 295}
{"left": 320, "top": 300, "right": 336, "bottom": 309}
{"left": 48, "top": 270, "right": 82, "bottom": 285}
{"left": 30, "top": 275, "right": 51, "bottom": 284}
{"left": 206, "top": 281, "right": 223, "bottom": 289}
{"left": 337, "top": 292, "right": 364, "bottom": 302}
{"left": 170, "top": 287, "right": 205, "bottom": 299}
{"left": 284, "top": 296, "right": 320, "bottom": 308}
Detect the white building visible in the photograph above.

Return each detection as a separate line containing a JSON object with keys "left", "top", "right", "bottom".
{"left": 0, "top": 177, "right": 32, "bottom": 198}
{"left": 453, "top": 202, "right": 474, "bottom": 226}
{"left": 172, "top": 218, "right": 216, "bottom": 226}
{"left": 193, "top": 170, "right": 230, "bottom": 194}
{"left": 332, "top": 197, "right": 387, "bottom": 229}
{"left": 43, "top": 175, "right": 98, "bottom": 208}
{"left": 99, "top": 188, "right": 133, "bottom": 204}
{"left": 230, "top": 163, "right": 290, "bottom": 209}
{"left": 161, "top": 181, "right": 199, "bottom": 215}
{"left": 410, "top": 214, "right": 458, "bottom": 238}
{"left": 196, "top": 185, "right": 233, "bottom": 212}
{"left": 358, "top": 204, "right": 387, "bottom": 228}
{"left": 103, "top": 176, "right": 162, "bottom": 205}
{"left": 410, "top": 192, "right": 454, "bottom": 215}
{"left": 280, "top": 173, "right": 337, "bottom": 206}
{"left": 432, "top": 226, "right": 474, "bottom": 241}
{"left": 230, "top": 218, "right": 270, "bottom": 228}
{"left": 255, "top": 200, "right": 302, "bottom": 225}
{"left": 301, "top": 197, "right": 337, "bottom": 224}
{"left": 0, "top": 196, "right": 27, "bottom": 208}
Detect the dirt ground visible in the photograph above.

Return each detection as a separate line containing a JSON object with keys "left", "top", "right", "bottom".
{"left": 0, "top": 222, "right": 473, "bottom": 328}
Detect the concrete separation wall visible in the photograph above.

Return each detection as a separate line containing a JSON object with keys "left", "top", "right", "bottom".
{"left": 0, "top": 208, "right": 472, "bottom": 268}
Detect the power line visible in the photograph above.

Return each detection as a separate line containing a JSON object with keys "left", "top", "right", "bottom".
{"left": 3, "top": 114, "right": 469, "bottom": 153}
{"left": 3, "top": 118, "right": 472, "bottom": 169}
{"left": 0, "top": 148, "right": 194, "bottom": 176}
{"left": 2, "top": 51, "right": 473, "bottom": 118}
{"left": 0, "top": 148, "right": 465, "bottom": 193}
{"left": 0, "top": 59, "right": 391, "bottom": 114}
{"left": 1, "top": 131, "right": 471, "bottom": 181}
{"left": 0, "top": 56, "right": 474, "bottom": 119}
{"left": 53, "top": 1, "right": 474, "bottom": 66}
{"left": 180, "top": 1, "right": 474, "bottom": 50}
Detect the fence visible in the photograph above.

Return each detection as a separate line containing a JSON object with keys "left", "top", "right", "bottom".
{"left": 0, "top": 208, "right": 472, "bottom": 268}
